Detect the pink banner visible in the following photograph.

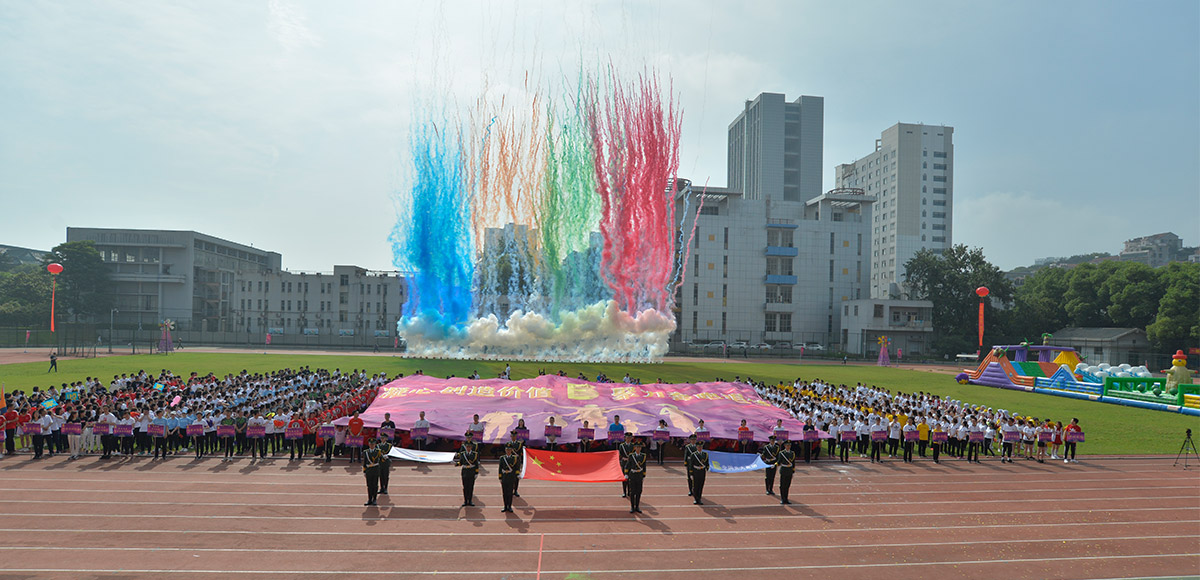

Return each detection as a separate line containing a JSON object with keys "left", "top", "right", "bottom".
{"left": 339, "top": 375, "right": 807, "bottom": 444}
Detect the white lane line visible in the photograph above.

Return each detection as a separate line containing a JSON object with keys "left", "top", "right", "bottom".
{"left": 2, "top": 505, "right": 1194, "bottom": 524}
{"left": 5, "top": 553, "right": 1197, "bottom": 576}
{"left": 1, "top": 485, "right": 1193, "bottom": 499}
{"left": 1, "top": 519, "right": 1194, "bottom": 537}
{"left": 0, "top": 535, "right": 1194, "bottom": 554}
{"left": 0, "top": 495, "right": 1194, "bottom": 510}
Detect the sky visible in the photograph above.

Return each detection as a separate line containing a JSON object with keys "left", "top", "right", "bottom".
{"left": 1, "top": 0, "right": 1197, "bottom": 272}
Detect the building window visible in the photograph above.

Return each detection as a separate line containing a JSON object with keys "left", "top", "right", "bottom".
{"left": 933, "top": 176, "right": 947, "bottom": 182}
{"left": 766, "top": 257, "right": 793, "bottom": 276}
{"left": 723, "top": 227, "right": 729, "bottom": 250}
{"left": 723, "top": 256, "right": 728, "bottom": 278}
{"left": 766, "top": 285, "right": 792, "bottom": 304}
{"left": 779, "top": 313, "right": 792, "bottom": 333}
{"left": 764, "top": 313, "right": 777, "bottom": 332}
{"left": 874, "top": 304, "right": 884, "bottom": 318}
{"left": 933, "top": 151, "right": 947, "bottom": 158}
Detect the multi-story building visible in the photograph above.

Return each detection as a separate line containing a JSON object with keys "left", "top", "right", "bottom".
{"left": 836, "top": 123, "right": 954, "bottom": 298}
{"left": 727, "top": 93, "right": 824, "bottom": 203}
{"left": 1119, "top": 232, "right": 1184, "bottom": 267}
{"left": 232, "top": 265, "right": 406, "bottom": 340}
{"left": 674, "top": 180, "right": 874, "bottom": 348}
{"left": 839, "top": 298, "right": 934, "bottom": 356}
{"left": 66, "top": 228, "right": 406, "bottom": 339}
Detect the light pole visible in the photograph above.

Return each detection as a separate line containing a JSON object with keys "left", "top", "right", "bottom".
{"left": 109, "top": 308, "right": 119, "bottom": 354}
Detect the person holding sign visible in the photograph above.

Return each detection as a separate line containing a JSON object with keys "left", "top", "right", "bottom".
{"left": 685, "top": 436, "right": 709, "bottom": 505}
{"left": 931, "top": 421, "right": 945, "bottom": 464}
{"left": 412, "top": 411, "right": 430, "bottom": 451}
{"left": 652, "top": 419, "right": 670, "bottom": 466}
{"left": 220, "top": 412, "right": 237, "bottom": 461}
{"left": 759, "top": 435, "right": 779, "bottom": 495}
{"left": 544, "top": 416, "right": 560, "bottom": 451}
{"left": 287, "top": 415, "right": 305, "bottom": 461}
{"left": 378, "top": 413, "right": 396, "bottom": 442}
{"left": 623, "top": 439, "right": 647, "bottom": 514}
{"left": 30, "top": 409, "right": 48, "bottom": 459}
{"left": 505, "top": 429, "right": 526, "bottom": 498}
{"left": 999, "top": 418, "right": 1018, "bottom": 463}
{"left": 1034, "top": 419, "right": 1050, "bottom": 464}
{"left": 607, "top": 415, "right": 625, "bottom": 451}
{"left": 361, "top": 437, "right": 383, "bottom": 506}
{"left": 468, "top": 414, "right": 485, "bottom": 446}
{"left": 578, "top": 420, "right": 593, "bottom": 453}
{"left": 454, "top": 439, "right": 480, "bottom": 507}
{"left": 902, "top": 419, "right": 916, "bottom": 463}
{"left": 498, "top": 444, "right": 520, "bottom": 513}
{"left": 869, "top": 418, "right": 885, "bottom": 463}
{"left": 1063, "top": 418, "right": 1081, "bottom": 463}
{"left": 319, "top": 418, "right": 336, "bottom": 463}
{"left": 737, "top": 419, "right": 751, "bottom": 453}
{"left": 347, "top": 412, "right": 365, "bottom": 463}
{"left": 777, "top": 439, "right": 796, "bottom": 505}
{"left": 837, "top": 417, "right": 853, "bottom": 463}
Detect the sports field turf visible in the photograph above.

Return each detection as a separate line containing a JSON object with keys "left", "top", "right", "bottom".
{"left": 3, "top": 351, "right": 1196, "bottom": 455}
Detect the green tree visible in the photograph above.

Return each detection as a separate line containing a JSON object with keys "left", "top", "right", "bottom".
{"left": 1101, "top": 262, "right": 1165, "bottom": 329}
{"left": 0, "top": 264, "right": 52, "bottom": 326}
{"left": 40, "top": 241, "right": 113, "bottom": 322}
{"left": 904, "top": 245, "right": 1015, "bottom": 356}
{"left": 1146, "top": 262, "right": 1199, "bottom": 354}
{"left": 1009, "top": 266, "right": 1070, "bottom": 339}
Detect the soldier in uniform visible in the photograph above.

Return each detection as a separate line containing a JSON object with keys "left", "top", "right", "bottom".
{"left": 454, "top": 439, "right": 480, "bottom": 507}
{"left": 498, "top": 444, "right": 520, "bottom": 513}
{"left": 505, "top": 429, "right": 525, "bottom": 497}
{"left": 759, "top": 434, "right": 780, "bottom": 496}
{"left": 617, "top": 431, "right": 634, "bottom": 498}
{"left": 623, "top": 438, "right": 647, "bottom": 513}
{"left": 376, "top": 436, "right": 393, "bottom": 495}
{"left": 682, "top": 433, "right": 698, "bottom": 497}
{"left": 777, "top": 439, "right": 797, "bottom": 505}
{"left": 362, "top": 437, "right": 383, "bottom": 506}
{"left": 686, "top": 438, "right": 709, "bottom": 505}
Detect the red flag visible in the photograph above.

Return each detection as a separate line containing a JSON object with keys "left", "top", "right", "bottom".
{"left": 522, "top": 449, "right": 626, "bottom": 483}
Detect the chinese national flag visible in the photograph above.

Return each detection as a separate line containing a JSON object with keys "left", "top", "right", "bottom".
{"left": 522, "top": 449, "right": 626, "bottom": 483}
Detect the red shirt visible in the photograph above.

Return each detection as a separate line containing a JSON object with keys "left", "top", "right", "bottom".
{"left": 348, "top": 417, "right": 364, "bottom": 436}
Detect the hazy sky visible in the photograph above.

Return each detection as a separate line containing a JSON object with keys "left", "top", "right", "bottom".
{"left": 2, "top": 1, "right": 1196, "bottom": 271}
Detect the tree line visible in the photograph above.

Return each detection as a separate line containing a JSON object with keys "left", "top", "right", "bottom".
{"left": 905, "top": 245, "right": 1198, "bottom": 357}
{"left": 0, "top": 241, "right": 113, "bottom": 327}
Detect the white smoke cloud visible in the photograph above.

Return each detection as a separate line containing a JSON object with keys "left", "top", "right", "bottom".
{"left": 398, "top": 300, "right": 677, "bottom": 363}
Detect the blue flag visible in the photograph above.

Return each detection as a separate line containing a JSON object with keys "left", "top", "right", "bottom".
{"left": 708, "top": 450, "right": 769, "bottom": 473}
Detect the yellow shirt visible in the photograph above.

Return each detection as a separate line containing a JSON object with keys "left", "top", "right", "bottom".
{"left": 917, "top": 423, "right": 930, "bottom": 440}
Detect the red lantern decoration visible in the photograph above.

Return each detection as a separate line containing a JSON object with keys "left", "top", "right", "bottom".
{"left": 975, "top": 286, "right": 989, "bottom": 298}
{"left": 47, "top": 263, "right": 63, "bottom": 332}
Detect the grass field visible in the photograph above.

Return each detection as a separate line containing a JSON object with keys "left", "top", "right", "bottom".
{"left": 2, "top": 352, "right": 1196, "bottom": 455}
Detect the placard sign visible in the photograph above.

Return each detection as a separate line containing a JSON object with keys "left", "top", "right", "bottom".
{"left": 284, "top": 426, "right": 304, "bottom": 440}
{"left": 246, "top": 426, "right": 266, "bottom": 439}
{"left": 577, "top": 428, "right": 594, "bottom": 440}
{"left": 903, "top": 430, "right": 919, "bottom": 441}
{"left": 92, "top": 423, "right": 111, "bottom": 436}
{"left": 803, "top": 430, "right": 820, "bottom": 442}
{"left": 544, "top": 425, "right": 562, "bottom": 438}
{"left": 738, "top": 430, "right": 754, "bottom": 442}
{"left": 870, "top": 430, "right": 887, "bottom": 442}
{"left": 607, "top": 429, "right": 624, "bottom": 442}
{"left": 652, "top": 429, "right": 670, "bottom": 442}
{"left": 410, "top": 426, "right": 428, "bottom": 440}
{"left": 318, "top": 426, "right": 335, "bottom": 439}
{"left": 1065, "top": 431, "right": 1085, "bottom": 443}
{"left": 113, "top": 424, "right": 133, "bottom": 437}
{"left": 345, "top": 435, "right": 364, "bottom": 448}
{"left": 840, "top": 430, "right": 857, "bottom": 442}
{"left": 931, "top": 431, "right": 948, "bottom": 443}
{"left": 514, "top": 428, "right": 529, "bottom": 442}
{"left": 968, "top": 431, "right": 985, "bottom": 442}
{"left": 21, "top": 423, "right": 42, "bottom": 436}
{"left": 62, "top": 423, "right": 83, "bottom": 436}
{"left": 186, "top": 424, "right": 204, "bottom": 437}
{"left": 378, "top": 427, "right": 395, "bottom": 440}
{"left": 695, "top": 431, "right": 711, "bottom": 442}
{"left": 217, "top": 425, "right": 236, "bottom": 438}
{"left": 1002, "top": 430, "right": 1021, "bottom": 442}
{"left": 148, "top": 424, "right": 166, "bottom": 438}
{"left": 773, "top": 430, "right": 790, "bottom": 441}
{"left": 1038, "top": 431, "right": 1053, "bottom": 442}
{"left": 0, "top": 429, "right": 5, "bottom": 442}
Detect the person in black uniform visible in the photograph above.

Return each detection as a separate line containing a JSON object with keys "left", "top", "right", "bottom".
{"left": 498, "top": 444, "right": 520, "bottom": 513}
{"left": 623, "top": 439, "right": 647, "bottom": 513}
{"left": 505, "top": 430, "right": 525, "bottom": 498}
{"left": 777, "top": 439, "right": 796, "bottom": 505}
{"left": 682, "top": 434, "right": 698, "bottom": 497}
{"left": 454, "top": 439, "right": 480, "bottom": 507}
{"left": 377, "top": 437, "right": 393, "bottom": 495}
{"left": 759, "top": 435, "right": 779, "bottom": 496}
{"left": 617, "top": 431, "right": 634, "bottom": 498}
{"left": 362, "top": 437, "right": 383, "bottom": 506}
{"left": 686, "top": 438, "right": 709, "bottom": 505}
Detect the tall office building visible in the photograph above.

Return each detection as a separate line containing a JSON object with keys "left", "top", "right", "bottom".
{"left": 727, "top": 93, "right": 824, "bottom": 202}
{"left": 835, "top": 123, "right": 953, "bottom": 298}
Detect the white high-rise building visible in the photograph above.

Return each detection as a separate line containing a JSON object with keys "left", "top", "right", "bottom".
{"left": 836, "top": 123, "right": 953, "bottom": 298}
{"left": 728, "top": 93, "right": 824, "bottom": 202}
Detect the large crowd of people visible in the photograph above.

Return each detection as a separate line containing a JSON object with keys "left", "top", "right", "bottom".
{"left": 0, "top": 367, "right": 1083, "bottom": 469}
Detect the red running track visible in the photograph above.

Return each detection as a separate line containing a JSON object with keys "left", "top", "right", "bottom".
{"left": 0, "top": 454, "right": 1196, "bottom": 579}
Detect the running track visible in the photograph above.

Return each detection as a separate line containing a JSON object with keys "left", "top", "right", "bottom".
{"left": 0, "top": 454, "right": 1196, "bottom": 579}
